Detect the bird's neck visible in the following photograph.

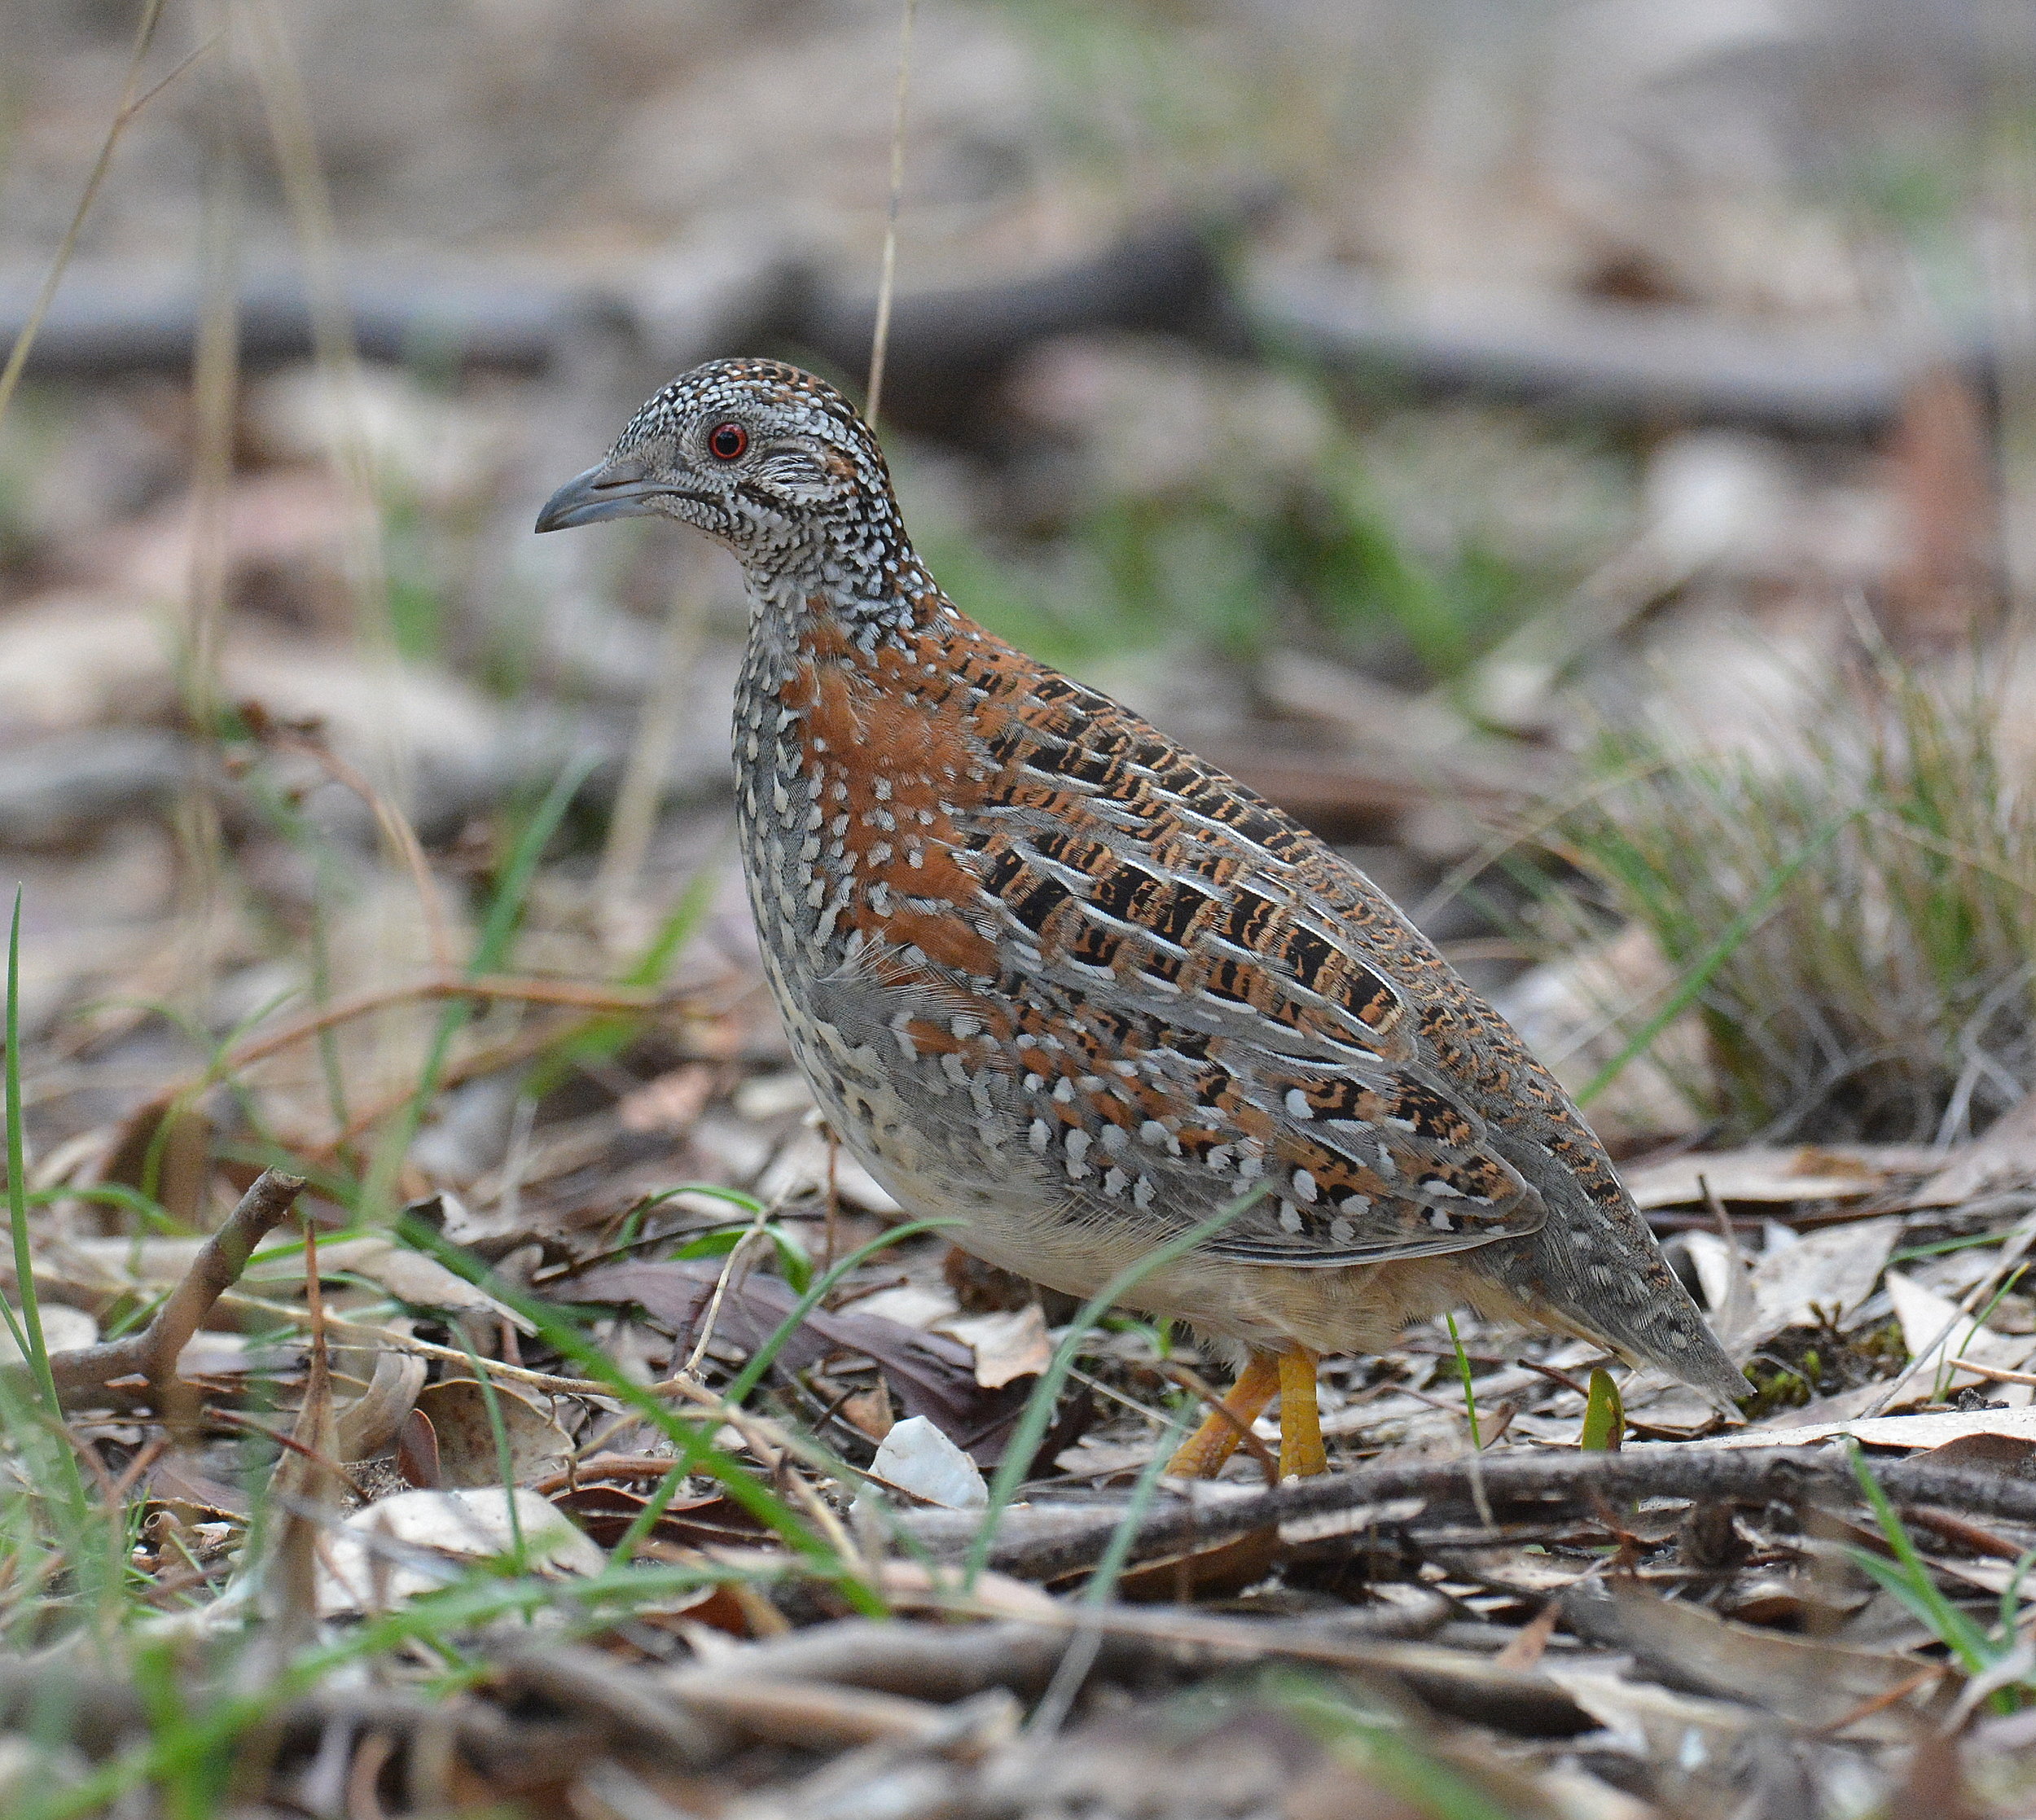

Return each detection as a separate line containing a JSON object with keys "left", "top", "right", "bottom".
{"left": 736, "top": 529, "right": 958, "bottom": 690}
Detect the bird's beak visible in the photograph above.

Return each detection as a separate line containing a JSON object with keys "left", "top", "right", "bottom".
{"left": 534, "top": 458, "right": 664, "bottom": 533}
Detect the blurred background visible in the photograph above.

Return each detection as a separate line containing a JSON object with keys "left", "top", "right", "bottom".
{"left": 3, "top": 0, "right": 2035, "bottom": 1234}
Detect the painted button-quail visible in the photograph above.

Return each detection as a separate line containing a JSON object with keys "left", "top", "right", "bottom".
{"left": 538, "top": 358, "right": 1745, "bottom": 1478}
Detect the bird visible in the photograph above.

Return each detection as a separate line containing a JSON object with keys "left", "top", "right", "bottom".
{"left": 538, "top": 357, "right": 1745, "bottom": 1480}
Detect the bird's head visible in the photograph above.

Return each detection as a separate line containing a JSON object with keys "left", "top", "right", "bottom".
{"left": 535, "top": 358, "right": 905, "bottom": 588}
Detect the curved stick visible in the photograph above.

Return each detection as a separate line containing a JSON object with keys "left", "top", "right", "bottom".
{"left": 42, "top": 1168, "right": 307, "bottom": 1410}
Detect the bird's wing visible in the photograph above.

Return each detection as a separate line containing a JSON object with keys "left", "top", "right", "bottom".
{"left": 933, "top": 673, "right": 1553, "bottom": 1266}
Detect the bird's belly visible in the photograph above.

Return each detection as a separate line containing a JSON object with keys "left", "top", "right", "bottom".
{"left": 1104, "top": 1248, "right": 1543, "bottom": 1356}
{"left": 748, "top": 899, "right": 1545, "bottom": 1364}
{"left": 763, "top": 954, "right": 1062, "bottom": 1212}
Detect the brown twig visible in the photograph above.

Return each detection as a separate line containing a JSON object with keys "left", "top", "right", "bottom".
{"left": 45, "top": 1169, "right": 305, "bottom": 1410}
{"left": 1516, "top": 1357, "right": 1592, "bottom": 1398}
{"left": 1902, "top": 1505, "right": 2034, "bottom": 1562}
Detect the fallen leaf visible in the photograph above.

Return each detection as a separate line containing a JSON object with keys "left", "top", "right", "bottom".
{"left": 1913, "top": 1090, "right": 2036, "bottom": 1207}
{"left": 0, "top": 1303, "right": 96, "bottom": 1363}
{"left": 333, "top": 1346, "right": 428, "bottom": 1462}
{"left": 1694, "top": 1405, "right": 2036, "bottom": 1449}
{"left": 1683, "top": 1216, "right": 1902, "bottom": 1359}
{"left": 413, "top": 1376, "right": 576, "bottom": 1487}
{"left": 316, "top": 1488, "right": 602, "bottom": 1616}
{"left": 750, "top": 1125, "right": 902, "bottom": 1213}
{"left": 556, "top": 1259, "right": 1048, "bottom": 1465}
{"left": 944, "top": 1303, "right": 1051, "bottom": 1388}
{"left": 879, "top": 1559, "right": 1060, "bottom": 1618}
{"left": 1885, "top": 1270, "right": 2033, "bottom": 1397}
{"left": 1542, "top": 1664, "right": 1762, "bottom": 1759}
{"left": 843, "top": 1283, "right": 959, "bottom": 1329}
{"left": 838, "top": 1384, "right": 893, "bottom": 1441}
{"left": 542, "top": 1481, "right": 767, "bottom": 1553}
{"left": 1915, "top": 1431, "right": 2036, "bottom": 1476}
{"left": 247, "top": 1235, "right": 537, "bottom": 1332}
{"left": 1753, "top": 1382, "right": 1889, "bottom": 1430}
{"left": 0, "top": 593, "right": 177, "bottom": 739}
{"left": 1561, "top": 1580, "right": 1937, "bottom": 1739}
{"left": 616, "top": 1065, "right": 716, "bottom": 1135}
{"left": 145, "top": 1454, "right": 250, "bottom": 1521}
{"left": 396, "top": 1408, "right": 440, "bottom": 1489}
{"left": 1626, "top": 1146, "right": 1930, "bottom": 1211}
{"left": 1104, "top": 1526, "right": 1280, "bottom": 1602}
{"left": 1715, "top": 1570, "right": 1871, "bottom": 1629}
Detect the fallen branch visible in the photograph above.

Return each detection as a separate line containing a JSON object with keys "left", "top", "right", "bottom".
{"left": 45, "top": 1168, "right": 306, "bottom": 1409}
{"left": 1249, "top": 265, "right": 1938, "bottom": 435}
{"left": 904, "top": 1445, "right": 2036, "bottom": 1581}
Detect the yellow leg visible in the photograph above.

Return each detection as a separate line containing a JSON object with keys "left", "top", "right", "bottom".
{"left": 1166, "top": 1351, "right": 1279, "bottom": 1478}
{"left": 1278, "top": 1344, "right": 1328, "bottom": 1479}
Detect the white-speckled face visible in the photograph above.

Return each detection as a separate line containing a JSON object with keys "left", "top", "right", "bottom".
{"left": 537, "top": 357, "right": 910, "bottom": 603}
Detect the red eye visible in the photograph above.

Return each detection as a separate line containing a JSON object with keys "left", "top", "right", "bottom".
{"left": 708, "top": 421, "right": 748, "bottom": 461}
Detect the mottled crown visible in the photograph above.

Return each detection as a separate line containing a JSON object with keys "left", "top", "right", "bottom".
{"left": 615, "top": 358, "right": 886, "bottom": 476}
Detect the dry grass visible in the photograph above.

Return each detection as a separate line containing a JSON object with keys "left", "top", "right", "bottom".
{"left": 1546, "top": 636, "right": 2036, "bottom": 1143}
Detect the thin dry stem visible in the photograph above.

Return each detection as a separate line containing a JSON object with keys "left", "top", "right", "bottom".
{"left": 45, "top": 1168, "right": 306, "bottom": 1409}
{"left": 251, "top": 721, "right": 456, "bottom": 976}
{"left": 864, "top": 0, "right": 919, "bottom": 427}
{"left": 132, "top": 971, "right": 687, "bottom": 1128}
{"left": 0, "top": 1, "right": 176, "bottom": 434}
{"left": 593, "top": 551, "right": 713, "bottom": 932}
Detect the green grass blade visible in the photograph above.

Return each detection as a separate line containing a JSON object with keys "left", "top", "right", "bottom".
{"left": 2, "top": 893, "right": 85, "bottom": 1528}
{"left": 1848, "top": 1444, "right": 1995, "bottom": 1673}
{"left": 1446, "top": 1311, "right": 1481, "bottom": 1449}
{"left": 964, "top": 1186, "right": 1265, "bottom": 1586}
{"left": 607, "top": 1213, "right": 958, "bottom": 1565}
{"left": 1579, "top": 1368, "right": 1625, "bottom": 1451}
{"left": 1576, "top": 809, "right": 1862, "bottom": 1107}
{"left": 393, "top": 1213, "right": 872, "bottom": 1594}
{"left": 364, "top": 754, "right": 598, "bottom": 1217}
